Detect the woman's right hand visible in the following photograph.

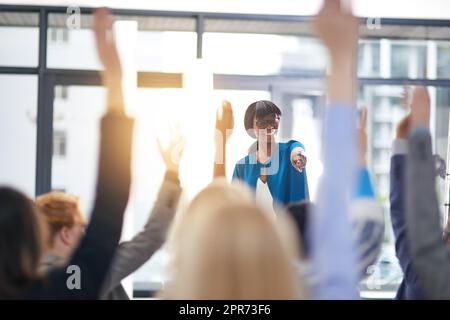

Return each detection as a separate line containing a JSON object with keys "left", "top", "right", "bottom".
{"left": 313, "top": 0, "right": 359, "bottom": 107}
{"left": 410, "top": 86, "right": 431, "bottom": 129}
{"left": 216, "top": 100, "right": 234, "bottom": 142}
{"left": 313, "top": 0, "right": 359, "bottom": 63}
{"left": 92, "top": 8, "right": 124, "bottom": 113}
{"left": 157, "top": 127, "right": 186, "bottom": 175}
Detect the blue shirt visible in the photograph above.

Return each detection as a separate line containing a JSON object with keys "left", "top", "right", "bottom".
{"left": 232, "top": 140, "right": 309, "bottom": 206}
{"left": 309, "top": 104, "right": 359, "bottom": 299}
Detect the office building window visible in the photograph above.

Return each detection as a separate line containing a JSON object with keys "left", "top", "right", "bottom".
{"left": 53, "top": 130, "right": 67, "bottom": 157}
{"left": 55, "top": 85, "right": 68, "bottom": 100}
{"left": 49, "top": 28, "right": 69, "bottom": 43}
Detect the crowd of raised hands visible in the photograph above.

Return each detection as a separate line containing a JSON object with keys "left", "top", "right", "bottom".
{"left": 1, "top": 0, "right": 449, "bottom": 300}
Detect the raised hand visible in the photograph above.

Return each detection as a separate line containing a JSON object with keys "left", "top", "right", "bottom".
{"left": 410, "top": 86, "right": 431, "bottom": 129}
{"left": 313, "top": 0, "right": 359, "bottom": 106}
{"left": 157, "top": 125, "right": 186, "bottom": 175}
{"left": 313, "top": 0, "right": 359, "bottom": 61}
{"left": 92, "top": 8, "right": 124, "bottom": 112}
{"left": 213, "top": 101, "right": 234, "bottom": 178}
{"left": 215, "top": 100, "right": 234, "bottom": 142}
{"left": 396, "top": 114, "right": 411, "bottom": 139}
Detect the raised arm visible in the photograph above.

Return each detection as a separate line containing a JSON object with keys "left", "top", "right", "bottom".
{"left": 28, "top": 8, "right": 133, "bottom": 299}
{"left": 389, "top": 112, "right": 428, "bottom": 298}
{"left": 214, "top": 101, "right": 234, "bottom": 178}
{"left": 309, "top": 0, "right": 359, "bottom": 299}
{"left": 406, "top": 86, "right": 450, "bottom": 299}
{"left": 100, "top": 129, "right": 185, "bottom": 298}
{"left": 351, "top": 108, "right": 384, "bottom": 278}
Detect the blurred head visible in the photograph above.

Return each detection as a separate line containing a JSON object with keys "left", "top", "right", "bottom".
{"left": 163, "top": 179, "right": 303, "bottom": 299}
{"left": 165, "top": 178, "right": 253, "bottom": 265}
{"left": 35, "top": 192, "right": 85, "bottom": 259}
{"left": 244, "top": 100, "right": 282, "bottom": 141}
{"left": 0, "top": 187, "right": 46, "bottom": 298}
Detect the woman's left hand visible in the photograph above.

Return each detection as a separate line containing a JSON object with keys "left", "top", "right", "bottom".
{"left": 291, "top": 147, "right": 307, "bottom": 172}
{"left": 216, "top": 100, "right": 234, "bottom": 141}
{"left": 157, "top": 126, "right": 186, "bottom": 174}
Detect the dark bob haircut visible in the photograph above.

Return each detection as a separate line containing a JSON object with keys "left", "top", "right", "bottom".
{"left": 244, "top": 100, "right": 282, "bottom": 138}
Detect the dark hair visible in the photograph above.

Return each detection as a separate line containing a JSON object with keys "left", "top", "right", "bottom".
{"left": 286, "top": 201, "right": 312, "bottom": 258}
{"left": 0, "top": 187, "right": 44, "bottom": 298}
{"left": 244, "top": 100, "right": 282, "bottom": 138}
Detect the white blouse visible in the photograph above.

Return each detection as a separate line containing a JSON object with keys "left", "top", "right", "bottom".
{"left": 256, "top": 178, "right": 276, "bottom": 217}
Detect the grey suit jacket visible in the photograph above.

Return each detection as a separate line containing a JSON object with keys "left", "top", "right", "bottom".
{"left": 406, "top": 128, "right": 450, "bottom": 299}
{"left": 100, "top": 171, "right": 182, "bottom": 299}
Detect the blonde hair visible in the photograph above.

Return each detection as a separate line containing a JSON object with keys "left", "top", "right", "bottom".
{"left": 161, "top": 179, "right": 304, "bottom": 299}
{"left": 35, "top": 192, "right": 84, "bottom": 247}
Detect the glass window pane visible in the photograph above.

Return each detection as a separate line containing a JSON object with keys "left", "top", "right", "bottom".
{"left": 435, "top": 87, "right": 450, "bottom": 172}
{"left": 136, "top": 31, "right": 197, "bottom": 72}
{"left": 47, "top": 27, "right": 100, "bottom": 70}
{"left": 52, "top": 85, "right": 106, "bottom": 216}
{"left": 437, "top": 42, "right": 450, "bottom": 79}
{"left": 391, "top": 42, "right": 427, "bottom": 78}
{"left": 358, "top": 40, "right": 381, "bottom": 77}
{"left": 356, "top": 39, "right": 450, "bottom": 79}
{"left": 203, "top": 32, "right": 327, "bottom": 75}
{"left": 359, "top": 85, "right": 407, "bottom": 200}
{"left": 0, "top": 75, "right": 37, "bottom": 197}
{"left": 47, "top": 14, "right": 196, "bottom": 72}
{"left": 0, "top": 12, "right": 39, "bottom": 67}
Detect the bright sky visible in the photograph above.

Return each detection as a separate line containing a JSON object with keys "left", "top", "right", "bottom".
{"left": 2, "top": 0, "right": 450, "bottom": 19}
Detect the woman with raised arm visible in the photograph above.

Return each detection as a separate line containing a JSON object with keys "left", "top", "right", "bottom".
{"left": 214, "top": 100, "right": 234, "bottom": 179}
{"left": 35, "top": 130, "right": 185, "bottom": 300}
{"left": 308, "top": 0, "right": 360, "bottom": 299}
{"left": 405, "top": 86, "right": 450, "bottom": 299}
{"left": 0, "top": 8, "right": 134, "bottom": 299}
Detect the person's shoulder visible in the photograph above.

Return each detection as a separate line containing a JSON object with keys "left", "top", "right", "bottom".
{"left": 235, "top": 154, "right": 251, "bottom": 166}
{"left": 233, "top": 155, "right": 252, "bottom": 178}
{"left": 280, "top": 140, "right": 305, "bottom": 150}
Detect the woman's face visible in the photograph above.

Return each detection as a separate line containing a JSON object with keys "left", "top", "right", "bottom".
{"left": 253, "top": 113, "right": 280, "bottom": 141}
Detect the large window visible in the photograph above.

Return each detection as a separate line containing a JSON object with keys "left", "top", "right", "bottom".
{"left": 0, "top": 75, "right": 38, "bottom": 197}
{"left": 0, "top": 12, "right": 39, "bottom": 67}
{"left": 1, "top": 6, "right": 450, "bottom": 299}
{"left": 203, "top": 32, "right": 327, "bottom": 75}
{"left": 47, "top": 14, "right": 197, "bottom": 72}
{"left": 51, "top": 85, "right": 106, "bottom": 216}
{"left": 437, "top": 42, "right": 450, "bottom": 78}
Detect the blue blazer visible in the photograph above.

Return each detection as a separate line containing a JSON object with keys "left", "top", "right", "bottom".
{"left": 232, "top": 140, "right": 309, "bottom": 206}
